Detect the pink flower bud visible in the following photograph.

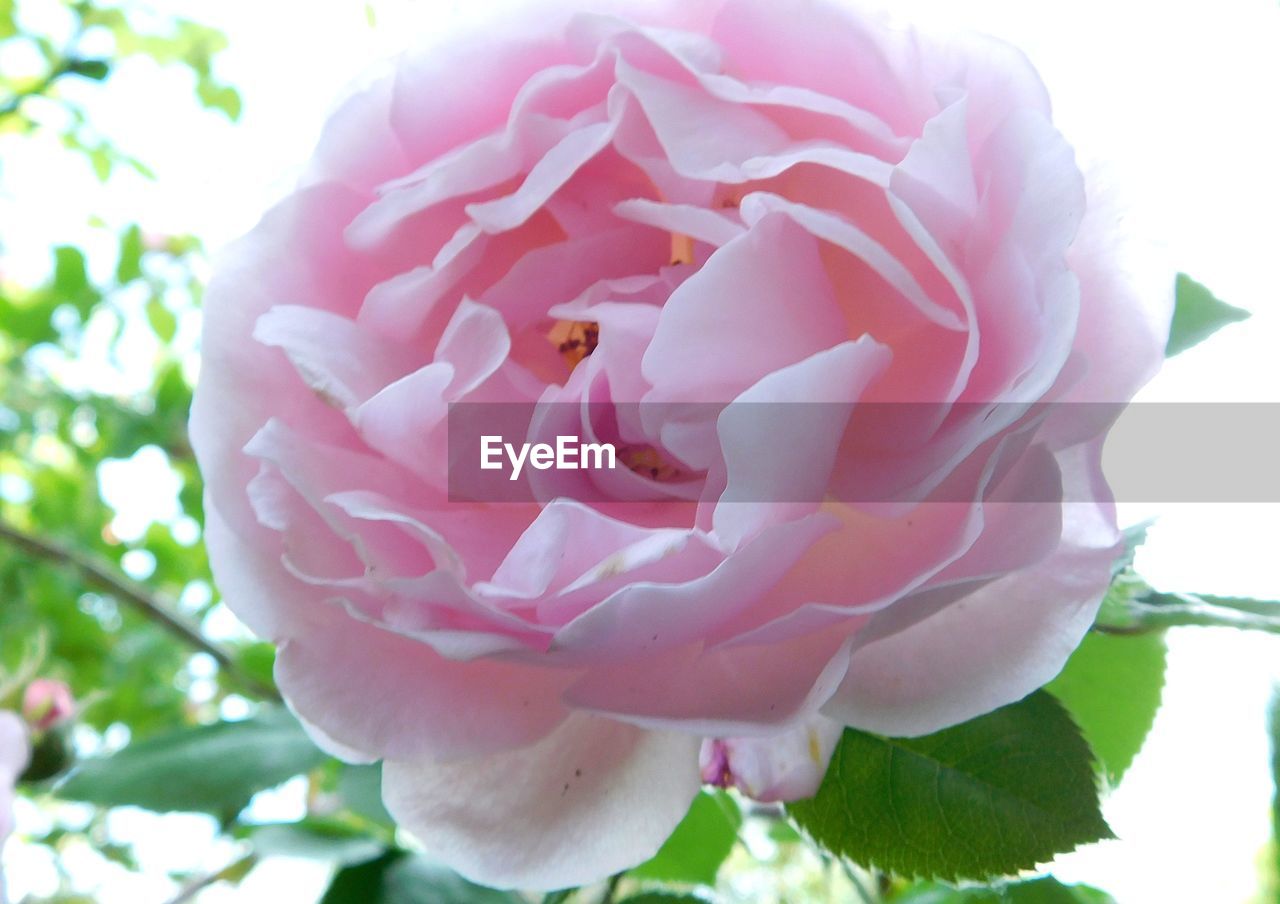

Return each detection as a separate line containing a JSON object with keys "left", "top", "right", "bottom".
{"left": 22, "top": 680, "right": 74, "bottom": 732}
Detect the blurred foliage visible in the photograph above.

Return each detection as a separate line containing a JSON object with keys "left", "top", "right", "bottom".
{"left": 0, "top": 0, "right": 244, "bottom": 739}
{"left": 1, "top": 0, "right": 241, "bottom": 177}
{"left": 0, "top": 2, "right": 1276, "bottom": 902}
{"left": 1, "top": 0, "right": 276, "bottom": 899}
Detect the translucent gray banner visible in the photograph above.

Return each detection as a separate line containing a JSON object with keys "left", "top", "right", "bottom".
{"left": 445, "top": 402, "right": 1280, "bottom": 504}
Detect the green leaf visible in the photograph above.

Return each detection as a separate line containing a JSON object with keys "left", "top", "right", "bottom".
{"left": 146, "top": 296, "right": 177, "bottom": 342}
{"left": 767, "top": 815, "right": 803, "bottom": 844}
{"left": 1048, "top": 630, "right": 1166, "bottom": 785}
{"left": 88, "top": 143, "right": 113, "bottom": 181}
{"left": 616, "top": 896, "right": 708, "bottom": 904}
{"left": 116, "top": 225, "right": 144, "bottom": 283}
{"left": 57, "top": 706, "right": 327, "bottom": 815}
{"left": 19, "top": 725, "right": 73, "bottom": 783}
{"left": 336, "top": 763, "right": 394, "bottom": 827}
{"left": 196, "top": 78, "right": 242, "bottom": 120}
{"left": 892, "top": 876, "right": 1115, "bottom": 903}
{"left": 1269, "top": 688, "right": 1280, "bottom": 900}
{"left": 630, "top": 790, "right": 741, "bottom": 885}
{"left": 52, "top": 246, "right": 98, "bottom": 315}
{"left": 244, "top": 819, "right": 384, "bottom": 866}
{"left": 0, "top": 0, "right": 15, "bottom": 40}
{"left": 321, "top": 851, "right": 520, "bottom": 904}
{"left": 232, "top": 641, "right": 276, "bottom": 690}
{"left": 788, "top": 692, "right": 1111, "bottom": 881}
{"left": 1165, "top": 274, "right": 1249, "bottom": 357}
{"left": 67, "top": 59, "right": 111, "bottom": 81}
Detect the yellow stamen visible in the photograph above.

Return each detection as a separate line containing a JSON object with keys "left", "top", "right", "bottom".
{"left": 618, "top": 445, "right": 683, "bottom": 482}
{"left": 548, "top": 320, "right": 599, "bottom": 370}
{"left": 670, "top": 232, "right": 695, "bottom": 266}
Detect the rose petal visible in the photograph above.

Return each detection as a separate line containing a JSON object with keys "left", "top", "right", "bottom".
{"left": 713, "top": 337, "right": 892, "bottom": 548}
{"left": 382, "top": 714, "right": 701, "bottom": 890}
{"left": 277, "top": 602, "right": 574, "bottom": 762}
{"left": 822, "top": 440, "right": 1119, "bottom": 736}
{"left": 253, "top": 306, "right": 421, "bottom": 411}
{"left": 642, "top": 213, "right": 846, "bottom": 416}
{"left": 703, "top": 714, "right": 844, "bottom": 802}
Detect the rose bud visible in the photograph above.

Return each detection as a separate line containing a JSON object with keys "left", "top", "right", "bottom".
{"left": 21, "top": 679, "right": 74, "bottom": 733}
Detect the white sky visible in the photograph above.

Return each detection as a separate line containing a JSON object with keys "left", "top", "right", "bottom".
{"left": 3, "top": 0, "right": 1280, "bottom": 901}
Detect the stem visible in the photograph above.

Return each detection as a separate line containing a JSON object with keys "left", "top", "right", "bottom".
{"left": 1091, "top": 623, "right": 1153, "bottom": 637}
{"left": 0, "top": 11, "right": 92, "bottom": 122}
{"left": 839, "top": 859, "right": 879, "bottom": 904}
{"left": 0, "top": 60, "right": 72, "bottom": 121}
{"left": 0, "top": 518, "right": 280, "bottom": 702}
{"left": 599, "top": 873, "right": 623, "bottom": 904}
{"left": 162, "top": 854, "right": 257, "bottom": 904}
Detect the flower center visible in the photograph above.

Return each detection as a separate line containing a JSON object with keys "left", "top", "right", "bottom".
{"left": 618, "top": 444, "right": 684, "bottom": 482}
{"left": 549, "top": 319, "right": 599, "bottom": 370}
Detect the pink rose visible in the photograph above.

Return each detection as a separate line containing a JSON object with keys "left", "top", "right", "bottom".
{"left": 191, "top": 0, "right": 1170, "bottom": 889}
{"left": 0, "top": 712, "right": 29, "bottom": 904}
{"left": 21, "top": 680, "right": 74, "bottom": 733}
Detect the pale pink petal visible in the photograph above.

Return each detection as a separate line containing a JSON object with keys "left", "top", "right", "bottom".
{"left": 479, "top": 499, "right": 687, "bottom": 601}
{"left": 0, "top": 710, "right": 27, "bottom": 900}
{"left": 190, "top": 184, "right": 383, "bottom": 540}
{"left": 1042, "top": 164, "right": 1174, "bottom": 446}
{"left": 642, "top": 213, "right": 846, "bottom": 409}
{"left": 614, "top": 56, "right": 790, "bottom": 179}
{"left": 713, "top": 337, "right": 892, "bottom": 549}
{"left": 303, "top": 68, "right": 410, "bottom": 193}
{"left": 467, "top": 120, "right": 618, "bottom": 233}
{"left": 382, "top": 715, "right": 701, "bottom": 890}
{"left": 709, "top": 0, "right": 932, "bottom": 137}
{"left": 478, "top": 226, "right": 667, "bottom": 329}
{"left": 738, "top": 192, "right": 964, "bottom": 329}
{"left": 702, "top": 714, "right": 844, "bottom": 802}
{"left": 563, "top": 625, "right": 854, "bottom": 734}
{"left": 550, "top": 513, "right": 835, "bottom": 659}
{"left": 356, "top": 221, "right": 490, "bottom": 340}
{"left": 612, "top": 197, "right": 746, "bottom": 247}
{"left": 353, "top": 364, "right": 454, "bottom": 490}
{"left": 433, "top": 300, "right": 512, "bottom": 396}
{"left": 823, "top": 441, "right": 1119, "bottom": 736}
{"left": 718, "top": 422, "right": 1060, "bottom": 647}
{"left": 253, "top": 306, "right": 422, "bottom": 411}
{"left": 276, "top": 602, "right": 574, "bottom": 762}
{"left": 888, "top": 98, "right": 978, "bottom": 249}
{"left": 0, "top": 712, "right": 27, "bottom": 782}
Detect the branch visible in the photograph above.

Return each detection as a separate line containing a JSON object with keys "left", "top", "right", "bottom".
{"left": 163, "top": 853, "right": 258, "bottom": 904}
{"left": 0, "top": 61, "right": 72, "bottom": 121}
{"left": 0, "top": 14, "right": 93, "bottom": 122}
{"left": 0, "top": 517, "right": 280, "bottom": 702}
